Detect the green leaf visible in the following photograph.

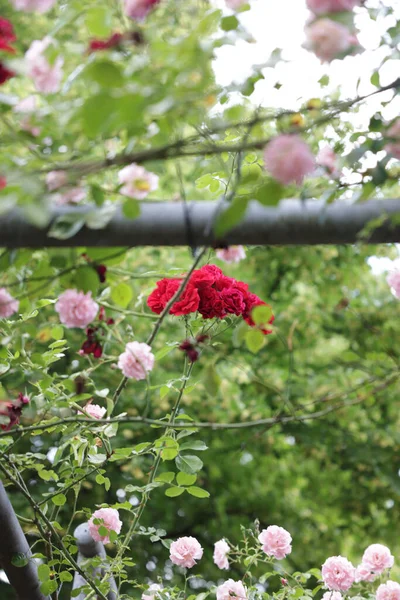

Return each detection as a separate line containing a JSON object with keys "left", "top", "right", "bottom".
{"left": 175, "top": 454, "right": 203, "bottom": 474}
{"left": 161, "top": 448, "right": 179, "bottom": 461}
{"left": 370, "top": 71, "right": 380, "bottom": 88}
{"left": 252, "top": 305, "right": 273, "bottom": 326}
{"left": 51, "top": 325, "right": 64, "bottom": 340}
{"left": 155, "top": 345, "right": 175, "bottom": 360}
{"left": 47, "top": 214, "right": 85, "bottom": 240}
{"left": 179, "top": 440, "right": 208, "bottom": 452}
{"left": 245, "top": 329, "right": 265, "bottom": 354}
{"left": 38, "top": 564, "right": 51, "bottom": 582}
{"left": 122, "top": 199, "right": 141, "bottom": 220}
{"left": 80, "top": 93, "right": 117, "bottom": 137}
{"left": 85, "top": 6, "right": 112, "bottom": 37}
{"left": 214, "top": 198, "right": 248, "bottom": 238}
{"left": 221, "top": 15, "right": 239, "bottom": 31}
{"left": 40, "top": 580, "right": 58, "bottom": 595}
{"left": 165, "top": 486, "right": 185, "bottom": 497}
{"left": 51, "top": 493, "right": 67, "bottom": 506}
{"left": 91, "top": 185, "right": 105, "bottom": 206}
{"left": 74, "top": 266, "right": 99, "bottom": 295}
{"left": 85, "top": 62, "right": 124, "bottom": 88}
{"left": 11, "top": 552, "right": 29, "bottom": 567}
{"left": 111, "top": 282, "right": 133, "bottom": 308}
{"left": 156, "top": 472, "right": 175, "bottom": 484}
{"left": 176, "top": 472, "right": 197, "bottom": 486}
{"left": 186, "top": 486, "right": 210, "bottom": 498}
{"left": 203, "top": 365, "right": 221, "bottom": 397}
{"left": 60, "top": 571, "right": 73, "bottom": 583}
{"left": 254, "top": 179, "right": 285, "bottom": 206}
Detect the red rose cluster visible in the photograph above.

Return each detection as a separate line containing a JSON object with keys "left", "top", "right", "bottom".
{"left": 147, "top": 265, "right": 274, "bottom": 334}
{"left": 0, "top": 18, "right": 16, "bottom": 85}
{"left": 79, "top": 307, "right": 114, "bottom": 359}
{"left": 0, "top": 393, "right": 29, "bottom": 431}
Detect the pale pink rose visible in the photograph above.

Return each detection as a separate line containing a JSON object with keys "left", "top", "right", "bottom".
{"left": 306, "top": 0, "right": 361, "bottom": 14}
{"left": 46, "top": 170, "right": 68, "bottom": 191}
{"left": 258, "top": 525, "right": 292, "bottom": 560}
{"left": 82, "top": 403, "right": 107, "bottom": 419}
{"left": 216, "top": 579, "right": 247, "bottom": 600}
{"left": 361, "top": 544, "right": 394, "bottom": 574}
{"left": 216, "top": 246, "right": 246, "bottom": 264}
{"left": 387, "top": 263, "right": 400, "bottom": 299}
{"left": 25, "top": 38, "right": 63, "bottom": 94}
{"left": 88, "top": 508, "right": 122, "bottom": 544}
{"left": 317, "top": 147, "right": 341, "bottom": 177}
{"left": 386, "top": 119, "right": 400, "bottom": 159}
{"left": 14, "top": 96, "right": 41, "bottom": 136}
{"left": 142, "top": 583, "right": 162, "bottom": 600}
{"left": 264, "top": 135, "right": 315, "bottom": 185}
{"left": 213, "top": 539, "right": 230, "bottom": 570}
{"left": 169, "top": 536, "right": 203, "bottom": 568}
{"left": 11, "top": 0, "right": 56, "bottom": 12}
{"left": 225, "top": 0, "right": 248, "bottom": 9}
{"left": 305, "top": 19, "right": 356, "bottom": 62}
{"left": 355, "top": 563, "right": 376, "bottom": 583}
{"left": 118, "top": 163, "right": 159, "bottom": 199}
{"left": 117, "top": 341, "right": 155, "bottom": 380}
{"left": 322, "top": 593, "right": 343, "bottom": 600}
{"left": 377, "top": 582, "right": 400, "bottom": 600}
{"left": 0, "top": 288, "right": 19, "bottom": 319}
{"left": 124, "top": 0, "right": 160, "bottom": 21}
{"left": 54, "top": 187, "right": 86, "bottom": 205}
{"left": 55, "top": 289, "right": 99, "bottom": 329}
{"left": 321, "top": 556, "right": 355, "bottom": 591}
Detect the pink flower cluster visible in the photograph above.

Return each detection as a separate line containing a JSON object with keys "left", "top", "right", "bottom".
{"left": 169, "top": 536, "right": 203, "bottom": 568}
{"left": 355, "top": 544, "right": 394, "bottom": 583}
{"left": 317, "top": 146, "right": 341, "bottom": 178}
{"left": 0, "top": 287, "right": 19, "bottom": 318}
{"left": 258, "top": 525, "right": 292, "bottom": 560}
{"left": 13, "top": 96, "right": 41, "bottom": 137}
{"left": 264, "top": 135, "right": 315, "bottom": 185}
{"left": 386, "top": 262, "right": 400, "bottom": 299}
{"left": 118, "top": 341, "right": 155, "bottom": 380}
{"left": 82, "top": 403, "right": 106, "bottom": 419}
{"left": 322, "top": 556, "right": 355, "bottom": 591}
{"left": 142, "top": 584, "right": 162, "bottom": 600}
{"left": 55, "top": 289, "right": 99, "bottom": 329}
{"left": 216, "top": 246, "right": 246, "bottom": 264}
{"left": 118, "top": 163, "right": 159, "bottom": 199}
{"left": 306, "top": 0, "right": 360, "bottom": 14}
{"left": 217, "top": 579, "right": 247, "bottom": 600}
{"left": 305, "top": 19, "right": 357, "bottom": 63}
{"left": 88, "top": 508, "right": 122, "bottom": 544}
{"left": 214, "top": 539, "right": 230, "bottom": 570}
{"left": 225, "top": 0, "right": 248, "bottom": 9}
{"left": 10, "top": 0, "right": 56, "bottom": 12}
{"left": 376, "top": 581, "right": 400, "bottom": 600}
{"left": 124, "top": 0, "right": 161, "bottom": 20}
{"left": 25, "top": 37, "right": 63, "bottom": 94}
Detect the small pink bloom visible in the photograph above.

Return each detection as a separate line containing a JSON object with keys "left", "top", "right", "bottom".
{"left": 214, "top": 539, "right": 230, "bottom": 570}
{"left": 386, "top": 119, "right": 400, "bottom": 159}
{"left": 10, "top": 0, "right": 56, "bottom": 12}
{"left": 377, "top": 581, "right": 400, "bottom": 600}
{"left": 0, "top": 288, "right": 19, "bottom": 318}
{"left": 118, "top": 163, "right": 159, "bottom": 199}
{"left": 216, "top": 246, "right": 246, "bottom": 264}
{"left": 45, "top": 170, "right": 68, "bottom": 191}
{"left": 225, "top": 0, "right": 248, "bottom": 9}
{"left": 54, "top": 187, "right": 86, "bottom": 205}
{"left": 361, "top": 544, "right": 394, "bottom": 574}
{"left": 124, "top": 0, "right": 160, "bottom": 21}
{"left": 322, "top": 593, "right": 343, "bottom": 600}
{"left": 169, "top": 536, "right": 203, "bottom": 568}
{"left": 14, "top": 96, "right": 37, "bottom": 114}
{"left": 55, "top": 289, "right": 99, "bottom": 329}
{"left": 317, "top": 146, "right": 341, "bottom": 177}
{"left": 25, "top": 37, "right": 63, "bottom": 94}
{"left": 258, "top": 525, "right": 292, "bottom": 560}
{"left": 82, "top": 403, "right": 106, "bottom": 419}
{"left": 142, "top": 584, "right": 162, "bottom": 600}
{"left": 306, "top": 0, "right": 361, "bottom": 14}
{"left": 88, "top": 508, "right": 122, "bottom": 544}
{"left": 264, "top": 135, "right": 315, "bottom": 185}
{"left": 305, "top": 19, "right": 356, "bottom": 62}
{"left": 321, "top": 556, "right": 355, "bottom": 591}
{"left": 355, "top": 564, "right": 376, "bottom": 583}
{"left": 216, "top": 579, "right": 247, "bottom": 600}
{"left": 387, "top": 262, "right": 400, "bottom": 299}
{"left": 281, "top": 579, "right": 288, "bottom": 586}
{"left": 117, "top": 341, "right": 155, "bottom": 380}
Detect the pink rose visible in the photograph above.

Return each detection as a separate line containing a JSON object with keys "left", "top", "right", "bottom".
{"left": 264, "top": 135, "right": 315, "bottom": 185}
{"left": 25, "top": 37, "right": 63, "bottom": 94}
{"left": 54, "top": 187, "right": 86, "bottom": 205}
{"left": 386, "top": 119, "right": 400, "bottom": 159}
{"left": 258, "top": 525, "right": 292, "bottom": 560}
{"left": 216, "top": 246, "right": 246, "bottom": 264}
{"left": 45, "top": 170, "right": 68, "bottom": 191}
{"left": 317, "top": 147, "right": 341, "bottom": 177}
{"left": 142, "top": 584, "right": 162, "bottom": 600}
{"left": 322, "top": 593, "right": 343, "bottom": 600}
{"left": 13, "top": 96, "right": 41, "bottom": 136}
{"left": 225, "top": 0, "right": 248, "bottom": 9}
{"left": 118, "top": 163, "right": 159, "bottom": 199}
{"left": 377, "top": 582, "right": 400, "bottom": 600}
{"left": 361, "top": 544, "right": 394, "bottom": 574}
{"left": 355, "top": 563, "right": 376, "bottom": 583}
{"left": 306, "top": 0, "right": 361, "bottom": 14}
{"left": 214, "top": 539, "right": 230, "bottom": 570}
{"left": 216, "top": 579, "right": 247, "bottom": 600}
{"left": 55, "top": 289, "right": 99, "bottom": 329}
{"left": 117, "top": 341, "right": 155, "bottom": 380}
{"left": 88, "top": 508, "right": 122, "bottom": 544}
{"left": 305, "top": 19, "right": 356, "bottom": 62}
{"left": 11, "top": 0, "right": 56, "bottom": 12}
{"left": 387, "top": 263, "right": 400, "bottom": 299}
{"left": 0, "top": 288, "right": 19, "bottom": 318}
{"left": 124, "top": 0, "right": 160, "bottom": 20}
{"left": 82, "top": 403, "right": 106, "bottom": 419}
{"left": 321, "top": 556, "right": 355, "bottom": 591}
{"left": 169, "top": 536, "right": 203, "bottom": 568}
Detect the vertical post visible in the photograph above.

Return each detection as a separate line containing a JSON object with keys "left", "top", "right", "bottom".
{"left": 0, "top": 480, "right": 48, "bottom": 600}
{"left": 72, "top": 523, "right": 118, "bottom": 600}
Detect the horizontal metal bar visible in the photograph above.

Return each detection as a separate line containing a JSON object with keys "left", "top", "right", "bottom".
{"left": 0, "top": 199, "right": 400, "bottom": 247}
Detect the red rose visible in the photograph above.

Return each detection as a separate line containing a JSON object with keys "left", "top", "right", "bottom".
{"left": 243, "top": 294, "right": 274, "bottom": 335}
{"left": 198, "top": 287, "right": 226, "bottom": 319}
{"left": 191, "top": 264, "right": 224, "bottom": 289}
{"left": 0, "top": 18, "right": 16, "bottom": 54}
{"left": 147, "top": 278, "right": 199, "bottom": 316}
{"left": 0, "top": 61, "right": 15, "bottom": 85}
{"left": 88, "top": 33, "right": 123, "bottom": 52}
{"left": 169, "top": 283, "right": 200, "bottom": 316}
{"left": 0, "top": 176, "right": 6, "bottom": 190}
{"left": 220, "top": 285, "right": 247, "bottom": 316}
